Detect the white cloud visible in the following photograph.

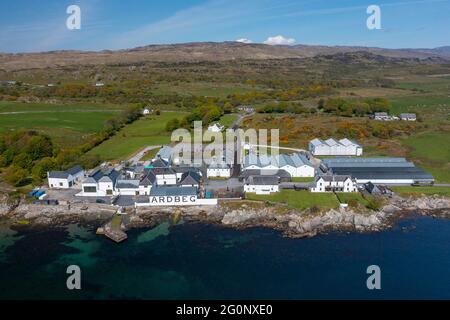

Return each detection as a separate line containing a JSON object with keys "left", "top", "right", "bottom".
{"left": 263, "top": 35, "right": 296, "bottom": 46}
{"left": 235, "top": 38, "right": 252, "bottom": 44}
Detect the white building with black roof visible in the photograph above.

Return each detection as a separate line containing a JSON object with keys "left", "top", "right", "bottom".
{"left": 79, "top": 168, "right": 120, "bottom": 196}
{"left": 152, "top": 167, "right": 178, "bottom": 185}
{"left": 179, "top": 171, "right": 201, "bottom": 188}
{"left": 207, "top": 160, "right": 232, "bottom": 178}
{"left": 47, "top": 165, "right": 84, "bottom": 189}
{"left": 310, "top": 175, "right": 357, "bottom": 193}
{"left": 114, "top": 179, "right": 140, "bottom": 196}
{"left": 244, "top": 175, "right": 279, "bottom": 195}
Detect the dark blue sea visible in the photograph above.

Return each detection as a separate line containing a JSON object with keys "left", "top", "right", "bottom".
{"left": 0, "top": 216, "right": 449, "bottom": 300}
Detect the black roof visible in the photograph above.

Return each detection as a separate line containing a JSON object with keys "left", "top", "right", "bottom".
{"left": 245, "top": 175, "right": 279, "bottom": 185}
{"left": 140, "top": 171, "right": 156, "bottom": 186}
{"left": 66, "top": 165, "right": 83, "bottom": 175}
{"left": 152, "top": 167, "right": 176, "bottom": 175}
{"left": 151, "top": 158, "right": 169, "bottom": 168}
{"left": 48, "top": 171, "right": 69, "bottom": 179}
{"left": 240, "top": 169, "right": 291, "bottom": 179}
{"left": 179, "top": 171, "right": 201, "bottom": 185}
{"left": 330, "top": 167, "right": 433, "bottom": 181}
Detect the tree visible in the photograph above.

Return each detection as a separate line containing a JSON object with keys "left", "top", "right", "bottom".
{"left": 31, "top": 157, "right": 57, "bottom": 184}
{"left": 24, "top": 135, "right": 54, "bottom": 160}
{"left": 166, "top": 118, "right": 180, "bottom": 132}
{"left": 3, "top": 165, "right": 29, "bottom": 187}
{"left": 12, "top": 153, "right": 32, "bottom": 169}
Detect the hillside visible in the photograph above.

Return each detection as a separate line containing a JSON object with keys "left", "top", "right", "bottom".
{"left": 0, "top": 42, "right": 449, "bottom": 72}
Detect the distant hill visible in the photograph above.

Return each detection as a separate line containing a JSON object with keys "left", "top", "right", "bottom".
{"left": 0, "top": 42, "right": 449, "bottom": 71}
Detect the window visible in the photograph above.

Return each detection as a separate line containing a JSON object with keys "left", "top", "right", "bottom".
{"left": 106, "top": 190, "right": 113, "bottom": 195}
{"left": 83, "top": 186, "right": 96, "bottom": 193}
{"left": 59, "top": 182, "right": 63, "bottom": 186}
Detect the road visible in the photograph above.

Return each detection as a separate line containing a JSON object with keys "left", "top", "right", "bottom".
{"left": 122, "top": 145, "right": 161, "bottom": 167}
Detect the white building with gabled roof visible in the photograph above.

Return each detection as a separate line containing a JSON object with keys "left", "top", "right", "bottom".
{"left": 243, "top": 153, "right": 315, "bottom": 177}
{"left": 309, "top": 138, "right": 363, "bottom": 156}
{"left": 310, "top": 175, "right": 357, "bottom": 193}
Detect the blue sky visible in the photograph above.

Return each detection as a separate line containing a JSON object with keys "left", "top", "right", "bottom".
{"left": 0, "top": 0, "right": 449, "bottom": 52}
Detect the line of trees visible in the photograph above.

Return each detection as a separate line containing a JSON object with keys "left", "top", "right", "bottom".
{"left": 318, "top": 97, "right": 391, "bottom": 117}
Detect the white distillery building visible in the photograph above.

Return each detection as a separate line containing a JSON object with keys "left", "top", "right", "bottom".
{"left": 310, "top": 175, "right": 357, "bottom": 193}
{"left": 243, "top": 153, "right": 315, "bottom": 178}
{"left": 79, "top": 168, "right": 120, "bottom": 197}
{"left": 207, "top": 160, "right": 232, "bottom": 178}
{"left": 244, "top": 176, "right": 279, "bottom": 195}
{"left": 309, "top": 138, "right": 363, "bottom": 156}
{"left": 152, "top": 167, "right": 178, "bottom": 186}
{"left": 48, "top": 165, "right": 84, "bottom": 189}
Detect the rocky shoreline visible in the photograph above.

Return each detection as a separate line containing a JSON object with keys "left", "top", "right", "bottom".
{"left": 1, "top": 193, "right": 449, "bottom": 239}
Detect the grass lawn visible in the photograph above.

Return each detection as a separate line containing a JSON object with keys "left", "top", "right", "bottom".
{"left": 0, "top": 101, "right": 126, "bottom": 147}
{"left": 218, "top": 114, "right": 238, "bottom": 128}
{"left": 401, "top": 132, "right": 450, "bottom": 182}
{"left": 390, "top": 186, "right": 450, "bottom": 197}
{"left": 335, "top": 192, "right": 370, "bottom": 207}
{"left": 291, "top": 177, "right": 315, "bottom": 183}
{"left": 88, "top": 112, "right": 183, "bottom": 161}
{"left": 389, "top": 95, "right": 450, "bottom": 114}
{"left": 140, "top": 148, "right": 159, "bottom": 161}
{"left": 246, "top": 190, "right": 340, "bottom": 210}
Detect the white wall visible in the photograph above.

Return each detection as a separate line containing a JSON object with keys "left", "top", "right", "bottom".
{"left": 244, "top": 184, "right": 279, "bottom": 195}
{"left": 98, "top": 181, "right": 114, "bottom": 196}
{"left": 156, "top": 175, "right": 177, "bottom": 186}
{"left": 207, "top": 168, "right": 231, "bottom": 178}
{"left": 48, "top": 178, "right": 71, "bottom": 189}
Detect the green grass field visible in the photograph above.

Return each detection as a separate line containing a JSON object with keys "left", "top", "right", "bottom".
{"left": 401, "top": 132, "right": 450, "bottom": 182}
{"left": 389, "top": 95, "right": 450, "bottom": 115}
{"left": 218, "top": 114, "right": 238, "bottom": 128}
{"left": 390, "top": 186, "right": 450, "bottom": 197}
{"left": 246, "top": 190, "right": 340, "bottom": 210}
{"left": 0, "top": 102, "right": 120, "bottom": 147}
{"left": 291, "top": 177, "right": 315, "bottom": 183}
{"left": 88, "top": 112, "right": 184, "bottom": 161}
{"left": 335, "top": 192, "right": 370, "bottom": 207}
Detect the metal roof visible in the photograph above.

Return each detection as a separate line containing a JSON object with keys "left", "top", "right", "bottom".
{"left": 48, "top": 171, "right": 70, "bottom": 179}
{"left": 116, "top": 180, "right": 140, "bottom": 189}
{"left": 179, "top": 171, "right": 201, "bottom": 185}
{"left": 240, "top": 169, "right": 291, "bottom": 179}
{"left": 150, "top": 186, "right": 198, "bottom": 196}
{"left": 244, "top": 152, "right": 312, "bottom": 169}
{"left": 156, "top": 146, "right": 173, "bottom": 159}
{"left": 66, "top": 165, "right": 83, "bottom": 175}
{"left": 245, "top": 175, "right": 279, "bottom": 185}
{"left": 330, "top": 167, "right": 434, "bottom": 181}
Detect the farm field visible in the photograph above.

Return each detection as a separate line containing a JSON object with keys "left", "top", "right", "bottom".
{"left": 246, "top": 190, "right": 340, "bottom": 210}
{"left": 0, "top": 102, "right": 120, "bottom": 147}
{"left": 401, "top": 132, "right": 450, "bottom": 182}
{"left": 218, "top": 114, "right": 238, "bottom": 128}
{"left": 88, "top": 112, "right": 184, "bottom": 161}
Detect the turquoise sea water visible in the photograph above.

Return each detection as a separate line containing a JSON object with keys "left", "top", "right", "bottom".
{"left": 0, "top": 216, "right": 449, "bottom": 300}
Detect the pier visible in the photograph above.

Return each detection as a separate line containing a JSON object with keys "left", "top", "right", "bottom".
{"left": 97, "top": 214, "right": 128, "bottom": 243}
